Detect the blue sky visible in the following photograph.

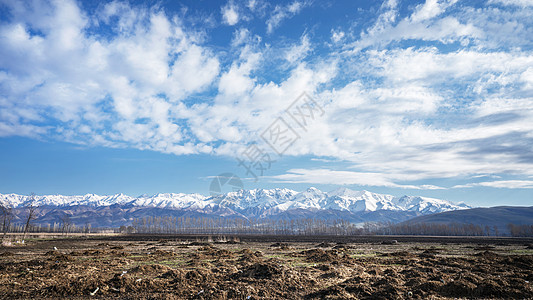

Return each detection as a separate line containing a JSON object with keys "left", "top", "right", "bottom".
{"left": 0, "top": 0, "right": 532, "bottom": 207}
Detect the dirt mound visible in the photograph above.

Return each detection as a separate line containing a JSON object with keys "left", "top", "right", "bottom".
{"left": 158, "top": 268, "right": 185, "bottom": 280}
{"left": 381, "top": 240, "right": 399, "bottom": 245}
{"left": 190, "top": 245, "right": 234, "bottom": 260}
{"left": 423, "top": 249, "right": 439, "bottom": 255}
{"left": 440, "top": 279, "right": 478, "bottom": 297}
{"left": 306, "top": 284, "right": 356, "bottom": 299}
{"left": 417, "top": 280, "right": 444, "bottom": 293}
{"left": 45, "top": 251, "right": 73, "bottom": 261}
{"left": 419, "top": 248, "right": 440, "bottom": 258}
{"left": 502, "top": 254, "right": 533, "bottom": 270}
{"left": 235, "top": 262, "right": 284, "bottom": 279}
{"left": 315, "top": 242, "right": 333, "bottom": 248}
{"left": 239, "top": 249, "right": 263, "bottom": 262}
{"left": 184, "top": 268, "right": 213, "bottom": 285}
{"left": 130, "top": 264, "right": 173, "bottom": 274}
{"left": 186, "top": 259, "right": 214, "bottom": 269}
{"left": 333, "top": 244, "right": 353, "bottom": 250}
{"left": 301, "top": 248, "right": 352, "bottom": 263}
{"left": 474, "top": 250, "right": 500, "bottom": 258}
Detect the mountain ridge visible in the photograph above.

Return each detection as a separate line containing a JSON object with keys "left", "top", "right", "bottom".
{"left": 0, "top": 188, "right": 469, "bottom": 213}
{"left": 401, "top": 206, "right": 533, "bottom": 235}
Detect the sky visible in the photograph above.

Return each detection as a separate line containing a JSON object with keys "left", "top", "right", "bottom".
{"left": 0, "top": 0, "right": 532, "bottom": 207}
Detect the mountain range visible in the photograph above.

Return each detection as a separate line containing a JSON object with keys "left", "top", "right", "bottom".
{"left": 0, "top": 188, "right": 471, "bottom": 227}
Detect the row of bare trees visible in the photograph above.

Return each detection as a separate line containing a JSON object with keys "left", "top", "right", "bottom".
{"left": 1, "top": 204, "right": 13, "bottom": 241}
{"left": 1, "top": 217, "right": 89, "bottom": 235}
{"left": 130, "top": 216, "right": 533, "bottom": 237}
{"left": 508, "top": 224, "right": 533, "bottom": 237}
{"left": 131, "top": 216, "right": 365, "bottom": 235}
{"left": 1, "top": 193, "right": 82, "bottom": 238}
{"left": 374, "top": 222, "right": 533, "bottom": 237}
{"left": 374, "top": 222, "right": 487, "bottom": 236}
{"left": 1, "top": 193, "right": 37, "bottom": 241}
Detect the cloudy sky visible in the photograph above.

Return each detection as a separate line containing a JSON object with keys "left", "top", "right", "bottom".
{"left": 1, "top": 0, "right": 532, "bottom": 206}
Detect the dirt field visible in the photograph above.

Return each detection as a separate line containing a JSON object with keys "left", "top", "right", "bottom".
{"left": 1, "top": 235, "right": 532, "bottom": 299}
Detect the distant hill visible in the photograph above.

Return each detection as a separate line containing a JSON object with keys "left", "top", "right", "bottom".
{"left": 402, "top": 206, "right": 533, "bottom": 234}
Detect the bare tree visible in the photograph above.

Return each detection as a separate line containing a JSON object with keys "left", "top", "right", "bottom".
{"left": 84, "top": 222, "right": 91, "bottom": 234}
{"left": 22, "top": 193, "right": 38, "bottom": 240}
{"left": 60, "top": 214, "right": 72, "bottom": 235}
{"left": 1, "top": 204, "right": 14, "bottom": 242}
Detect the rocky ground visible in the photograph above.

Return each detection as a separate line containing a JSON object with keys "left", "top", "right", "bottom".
{"left": 0, "top": 235, "right": 532, "bottom": 299}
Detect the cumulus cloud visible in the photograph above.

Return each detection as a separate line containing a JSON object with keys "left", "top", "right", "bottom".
{"left": 0, "top": 0, "right": 220, "bottom": 154}
{"left": 221, "top": 1, "right": 240, "bottom": 26}
{"left": 410, "top": 0, "right": 458, "bottom": 22}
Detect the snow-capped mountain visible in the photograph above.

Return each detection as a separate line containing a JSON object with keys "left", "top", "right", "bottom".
{"left": 131, "top": 193, "right": 207, "bottom": 209}
{"left": 0, "top": 188, "right": 470, "bottom": 226}
{"left": 0, "top": 193, "right": 135, "bottom": 208}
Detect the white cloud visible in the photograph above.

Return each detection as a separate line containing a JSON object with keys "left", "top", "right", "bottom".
{"left": 266, "top": 1, "right": 308, "bottom": 34}
{"left": 285, "top": 35, "right": 311, "bottom": 63}
{"left": 218, "top": 46, "right": 261, "bottom": 97}
{"left": 221, "top": 1, "right": 239, "bottom": 26}
{"left": 366, "top": 48, "right": 533, "bottom": 84}
{"left": 0, "top": 0, "right": 220, "bottom": 155}
{"left": 351, "top": 0, "right": 484, "bottom": 52}
{"left": 454, "top": 180, "right": 533, "bottom": 189}
{"left": 269, "top": 168, "right": 444, "bottom": 189}
{"left": 410, "top": 0, "right": 458, "bottom": 23}
{"left": 489, "top": 0, "right": 533, "bottom": 7}
{"left": 331, "top": 30, "right": 345, "bottom": 43}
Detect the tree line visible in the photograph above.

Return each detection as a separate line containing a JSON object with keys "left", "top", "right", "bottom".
{"left": 507, "top": 224, "right": 533, "bottom": 237}
{"left": 131, "top": 216, "right": 362, "bottom": 235}
{"left": 129, "top": 216, "right": 533, "bottom": 237}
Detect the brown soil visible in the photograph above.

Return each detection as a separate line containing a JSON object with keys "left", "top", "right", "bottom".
{"left": 0, "top": 235, "right": 532, "bottom": 299}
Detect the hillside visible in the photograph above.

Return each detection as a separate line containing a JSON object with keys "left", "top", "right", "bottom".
{"left": 402, "top": 206, "right": 533, "bottom": 234}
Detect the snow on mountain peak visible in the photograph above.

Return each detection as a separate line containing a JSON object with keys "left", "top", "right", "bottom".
{"left": 0, "top": 188, "right": 470, "bottom": 216}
